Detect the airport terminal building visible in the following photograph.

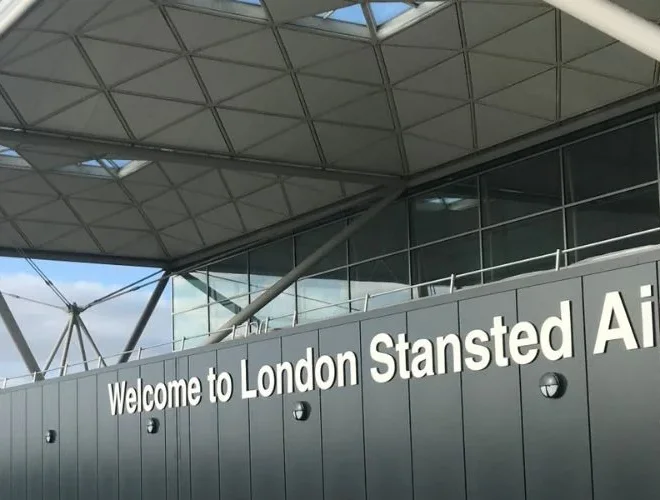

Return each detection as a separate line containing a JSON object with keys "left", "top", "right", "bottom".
{"left": 1, "top": 0, "right": 660, "bottom": 499}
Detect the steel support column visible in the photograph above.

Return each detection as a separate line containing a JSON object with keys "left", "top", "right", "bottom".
{"left": 205, "top": 185, "right": 406, "bottom": 345}
{"left": 117, "top": 273, "right": 169, "bottom": 364}
{"left": 0, "top": 0, "right": 39, "bottom": 35}
{"left": 545, "top": 0, "right": 660, "bottom": 62}
{"left": 59, "top": 316, "right": 75, "bottom": 377}
{"left": 43, "top": 315, "right": 72, "bottom": 373}
{"left": 0, "top": 291, "right": 43, "bottom": 380}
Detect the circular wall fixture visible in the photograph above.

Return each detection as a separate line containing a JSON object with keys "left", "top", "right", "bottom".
{"left": 292, "top": 401, "right": 310, "bottom": 421}
{"left": 146, "top": 417, "right": 160, "bottom": 434}
{"left": 45, "top": 430, "right": 56, "bottom": 444}
{"left": 539, "top": 372, "right": 565, "bottom": 399}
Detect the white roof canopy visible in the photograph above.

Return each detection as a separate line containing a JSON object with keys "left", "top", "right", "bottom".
{"left": 0, "top": 0, "right": 657, "bottom": 266}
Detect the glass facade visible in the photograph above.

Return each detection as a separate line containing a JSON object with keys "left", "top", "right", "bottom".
{"left": 172, "top": 114, "right": 660, "bottom": 344}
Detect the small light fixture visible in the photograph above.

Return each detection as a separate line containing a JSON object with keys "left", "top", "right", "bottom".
{"left": 146, "top": 417, "right": 159, "bottom": 434}
{"left": 292, "top": 401, "right": 310, "bottom": 421}
{"left": 539, "top": 372, "right": 565, "bottom": 399}
{"left": 45, "top": 430, "right": 56, "bottom": 444}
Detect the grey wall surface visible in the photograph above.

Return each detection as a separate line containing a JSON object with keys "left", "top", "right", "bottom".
{"left": 2, "top": 251, "right": 660, "bottom": 500}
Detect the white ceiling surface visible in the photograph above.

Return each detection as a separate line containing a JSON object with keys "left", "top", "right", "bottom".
{"left": 0, "top": 0, "right": 658, "bottom": 263}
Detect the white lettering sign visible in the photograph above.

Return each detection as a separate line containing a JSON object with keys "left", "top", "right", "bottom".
{"left": 108, "top": 287, "right": 658, "bottom": 415}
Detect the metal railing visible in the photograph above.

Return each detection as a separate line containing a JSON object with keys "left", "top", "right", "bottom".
{"left": 2, "top": 226, "right": 659, "bottom": 389}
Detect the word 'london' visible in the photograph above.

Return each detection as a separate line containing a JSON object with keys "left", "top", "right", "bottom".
{"left": 108, "top": 285, "right": 655, "bottom": 416}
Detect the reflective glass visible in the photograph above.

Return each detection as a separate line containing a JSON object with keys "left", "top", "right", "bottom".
{"left": 249, "top": 283, "right": 296, "bottom": 330}
{"left": 350, "top": 253, "right": 410, "bottom": 311}
{"left": 410, "top": 179, "right": 479, "bottom": 245}
{"left": 172, "top": 271, "right": 207, "bottom": 313}
{"left": 296, "top": 221, "right": 347, "bottom": 276}
{"left": 481, "top": 151, "right": 561, "bottom": 226}
{"left": 482, "top": 211, "right": 564, "bottom": 282}
{"left": 297, "top": 268, "right": 350, "bottom": 324}
{"left": 563, "top": 119, "right": 657, "bottom": 203}
{"left": 411, "top": 233, "right": 481, "bottom": 294}
{"left": 173, "top": 308, "right": 209, "bottom": 349}
{"left": 349, "top": 202, "right": 408, "bottom": 263}
{"left": 249, "top": 238, "right": 295, "bottom": 329}
{"left": 208, "top": 254, "right": 250, "bottom": 334}
{"left": 566, "top": 185, "right": 660, "bottom": 262}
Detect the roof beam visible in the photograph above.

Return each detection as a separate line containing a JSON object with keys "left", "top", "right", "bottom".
{"left": 0, "top": 127, "right": 401, "bottom": 185}
{"left": 0, "top": 0, "right": 39, "bottom": 36}
{"left": 544, "top": 0, "right": 660, "bottom": 63}
{"left": 0, "top": 245, "right": 167, "bottom": 269}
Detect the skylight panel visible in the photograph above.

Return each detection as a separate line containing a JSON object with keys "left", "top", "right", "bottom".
{"left": 0, "top": 144, "right": 29, "bottom": 169}
{"left": 318, "top": 4, "right": 368, "bottom": 25}
{"left": 369, "top": 1, "right": 414, "bottom": 25}
{"left": 0, "top": 146, "right": 19, "bottom": 157}
{"left": 55, "top": 158, "right": 152, "bottom": 178}
{"left": 104, "top": 159, "right": 132, "bottom": 168}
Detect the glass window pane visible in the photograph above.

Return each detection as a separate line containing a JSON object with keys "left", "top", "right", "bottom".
{"left": 410, "top": 179, "right": 479, "bottom": 245}
{"left": 563, "top": 119, "right": 657, "bottom": 203}
{"left": 250, "top": 238, "right": 295, "bottom": 329}
{"left": 483, "top": 211, "right": 564, "bottom": 282}
{"left": 249, "top": 284, "right": 296, "bottom": 330}
{"left": 296, "top": 220, "right": 347, "bottom": 275}
{"left": 208, "top": 253, "right": 250, "bottom": 335}
{"left": 173, "top": 308, "right": 209, "bottom": 349}
{"left": 350, "top": 253, "right": 410, "bottom": 311}
{"left": 411, "top": 233, "right": 481, "bottom": 294}
{"left": 297, "top": 268, "right": 349, "bottom": 324}
{"left": 349, "top": 202, "right": 408, "bottom": 263}
{"left": 481, "top": 151, "right": 561, "bottom": 226}
{"left": 566, "top": 185, "right": 660, "bottom": 263}
{"left": 250, "top": 237, "right": 293, "bottom": 280}
{"left": 172, "top": 271, "right": 207, "bottom": 313}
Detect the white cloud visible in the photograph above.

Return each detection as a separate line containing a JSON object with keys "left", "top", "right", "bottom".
{"left": 0, "top": 272, "right": 172, "bottom": 383}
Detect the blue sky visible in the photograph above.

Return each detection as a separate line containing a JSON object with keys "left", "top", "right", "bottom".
{"left": 0, "top": 256, "right": 163, "bottom": 285}
{"left": 0, "top": 256, "right": 173, "bottom": 381}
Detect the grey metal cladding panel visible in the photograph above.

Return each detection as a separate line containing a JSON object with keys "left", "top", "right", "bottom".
{"left": 140, "top": 362, "right": 166, "bottom": 500}
{"left": 11, "top": 390, "right": 26, "bottom": 500}
{"left": 459, "top": 291, "right": 525, "bottom": 500}
{"left": 77, "top": 376, "right": 98, "bottom": 500}
{"left": 97, "top": 371, "right": 118, "bottom": 500}
{"left": 177, "top": 356, "right": 191, "bottom": 500}
{"left": 26, "top": 387, "right": 43, "bottom": 500}
{"left": 42, "top": 384, "right": 60, "bottom": 500}
{"left": 217, "top": 344, "right": 251, "bottom": 500}
{"left": 248, "top": 338, "right": 285, "bottom": 500}
{"left": 117, "top": 367, "right": 141, "bottom": 500}
{"left": 0, "top": 393, "right": 9, "bottom": 500}
{"left": 407, "top": 303, "right": 466, "bottom": 500}
{"left": 164, "top": 359, "right": 179, "bottom": 500}
{"left": 517, "top": 279, "right": 592, "bottom": 500}
{"left": 319, "top": 323, "right": 366, "bottom": 500}
{"left": 585, "top": 263, "right": 660, "bottom": 500}
{"left": 361, "top": 313, "right": 413, "bottom": 500}
{"left": 59, "top": 380, "right": 77, "bottom": 500}
{"left": 282, "top": 330, "right": 323, "bottom": 500}
{"left": 188, "top": 352, "right": 220, "bottom": 500}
